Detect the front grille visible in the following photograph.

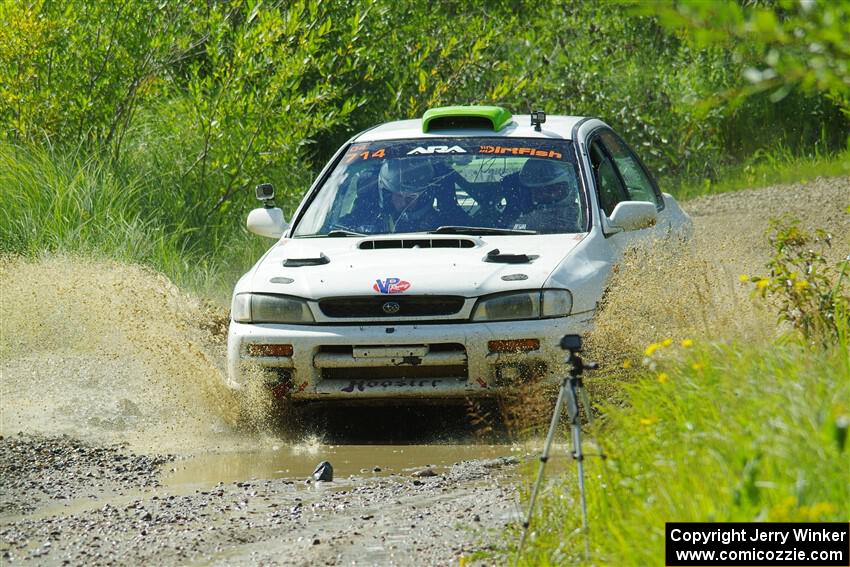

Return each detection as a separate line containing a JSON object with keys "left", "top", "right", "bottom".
{"left": 318, "top": 296, "right": 466, "bottom": 318}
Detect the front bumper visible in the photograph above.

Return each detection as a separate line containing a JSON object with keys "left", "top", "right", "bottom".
{"left": 226, "top": 314, "right": 593, "bottom": 401}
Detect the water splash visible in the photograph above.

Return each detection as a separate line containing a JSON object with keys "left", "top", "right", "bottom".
{"left": 0, "top": 255, "right": 264, "bottom": 453}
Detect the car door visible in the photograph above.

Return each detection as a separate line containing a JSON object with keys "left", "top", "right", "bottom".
{"left": 596, "top": 130, "right": 680, "bottom": 235}
{"left": 588, "top": 129, "right": 669, "bottom": 256}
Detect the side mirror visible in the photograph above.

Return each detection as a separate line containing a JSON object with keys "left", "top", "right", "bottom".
{"left": 247, "top": 207, "right": 288, "bottom": 239}
{"left": 605, "top": 201, "right": 657, "bottom": 233}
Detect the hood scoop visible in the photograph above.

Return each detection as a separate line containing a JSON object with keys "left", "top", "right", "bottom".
{"left": 283, "top": 252, "right": 329, "bottom": 267}
{"left": 484, "top": 249, "right": 539, "bottom": 264}
{"left": 359, "top": 237, "right": 475, "bottom": 250}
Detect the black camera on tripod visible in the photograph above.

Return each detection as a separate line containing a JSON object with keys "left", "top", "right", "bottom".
{"left": 559, "top": 334, "right": 596, "bottom": 375}
{"left": 560, "top": 334, "right": 582, "bottom": 352}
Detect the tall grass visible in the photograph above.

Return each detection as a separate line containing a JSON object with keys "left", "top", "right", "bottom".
{"left": 0, "top": 142, "right": 151, "bottom": 256}
{"left": 666, "top": 145, "right": 850, "bottom": 201}
{"left": 508, "top": 327, "right": 849, "bottom": 565}
{"left": 0, "top": 142, "right": 274, "bottom": 302}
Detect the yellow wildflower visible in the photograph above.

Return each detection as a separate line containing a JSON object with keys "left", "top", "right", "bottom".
{"left": 691, "top": 361, "right": 705, "bottom": 371}
{"left": 794, "top": 280, "right": 809, "bottom": 291}
{"left": 622, "top": 359, "right": 632, "bottom": 369}
{"left": 768, "top": 496, "right": 797, "bottom": 521}
{"left": 757, "top": 279, "right": 770, "bottom": 290}
{"left": 640, "top": 416, "right": 659, "bottom": 426}
{"left": 681, "top": 338, "right": 694, "bottom": 348}
{"left": 644, "top": 343, "right": 661, "bottom": 357}
{"left": 801, "top": 502, "right": 837, "bottom": 521}
{"left": 738, "top": 274, "right": 750, "bottom": 282}
{"left": 661, "top": 338, "right": 673, "bottom": 347}
{"left": 656, "top": 372, "right": 669, "bottom": 384}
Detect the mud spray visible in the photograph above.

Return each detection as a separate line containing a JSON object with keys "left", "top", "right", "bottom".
{"left": 0, "top": 255, "right": 277, "bottom": 453}
{"left": 598, "top": 180, "right": 848, "bottom": 347}
{"left": 1, "top": 178, "right": 847, "bottom": 456}
{"left": 503, "top": 178, "right": 849, "bottom": 428}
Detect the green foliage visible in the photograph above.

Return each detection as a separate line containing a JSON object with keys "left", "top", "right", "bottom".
{"left": 746, "top": 216, "right": 850, "bottom": 342}
{"left": 0, "top": 0, "right": 848, "bottom": 296}
{"left": 507, "top": 217, "right": 850, "bottom": 565}
{"left": 673, "top": 146, "right": 850, "bottom": 199}
{"left": 496, "top": 2, "right": 738, "bottom": 179}
{"left": 175, "top": 0, "right": 372, "bottom": 218}
{"left": 648, "top": 0, "right": 850, "bottom": 118}
{"left": 0, "top": 142, "right": 153, "bottom": 257}
{"left": 0, "top": 141, "right": 267, "bottom": 300}
{"left": 0, "top": 0, "right": 193, "bottom": 150}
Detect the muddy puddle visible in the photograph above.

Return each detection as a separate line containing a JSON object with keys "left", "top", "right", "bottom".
{"left": 163, "top": 443, "right": 521, "bottom": 488}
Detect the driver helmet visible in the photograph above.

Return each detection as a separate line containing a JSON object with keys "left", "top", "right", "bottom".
{"left": 378, "top": 158, "right": 436, "bottom": 213}
{"left": 519, "top": 159, "right": 575, "bottom": 207}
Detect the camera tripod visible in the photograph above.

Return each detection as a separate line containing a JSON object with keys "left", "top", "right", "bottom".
{"left": 515, "top": 334, "right": 601, "bottom": 564}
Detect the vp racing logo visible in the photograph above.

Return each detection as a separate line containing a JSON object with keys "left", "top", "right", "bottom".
{"left": 406, "top": 145, "right": 466, "bottom": 155}
{"left": 373, "top": 277, "right": 411, "bottom": 294}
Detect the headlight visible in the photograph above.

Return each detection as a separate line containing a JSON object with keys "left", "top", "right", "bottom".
{"left": 231, "top": 293, "right": 315, "bottom": 323}
{"left": 541, "top": 289, "right": 573, "bottom": 318}
{"left": 472, "top": 291, "right": 540, "bottom": 321}
{"left": 471, "top": 289, "right": 572, "bottom": 322}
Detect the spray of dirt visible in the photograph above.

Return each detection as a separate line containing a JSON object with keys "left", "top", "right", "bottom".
{"left": 588, "top": 176, "right": 850, "bottom": 364}
{"left": 499, "top": 177, "right": 849, "bottom": 429}
{"left": 0, "top": 254, "right": 279, "bottom": 453}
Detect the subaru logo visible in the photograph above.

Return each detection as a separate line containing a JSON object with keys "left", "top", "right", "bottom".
{"left": 382, "top": 301, "right": 401, "bottom": 314}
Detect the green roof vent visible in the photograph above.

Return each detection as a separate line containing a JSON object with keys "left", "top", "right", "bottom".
{"left": 422, "top": 105, "right": 513, "bottom": 133}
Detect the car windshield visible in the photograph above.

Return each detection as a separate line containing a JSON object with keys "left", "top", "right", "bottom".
{"left": 292, "top": 137, "right": 586, "bottom": 237}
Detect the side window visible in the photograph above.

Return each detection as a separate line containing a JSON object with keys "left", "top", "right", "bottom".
{"left": 598, "top": 131, "right": 661, "bottom": 207}
{"left": 589, "top": 140, "right": 628, "bottom": 216}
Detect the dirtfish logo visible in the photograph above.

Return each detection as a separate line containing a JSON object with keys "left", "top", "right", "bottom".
{"left": 373, "top": 277, "right": 411, "bottom": 294}
{"left": 406, "top": 145, "right": 467, "bottom": 155}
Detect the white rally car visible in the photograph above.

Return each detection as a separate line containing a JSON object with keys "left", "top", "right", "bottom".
{"left": 227, "top": 106, "right": 690, "bottom": 402}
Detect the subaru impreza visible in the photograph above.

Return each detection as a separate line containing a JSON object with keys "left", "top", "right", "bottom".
{"left": 227, "top": 106, "right": 691, "bottom": 402}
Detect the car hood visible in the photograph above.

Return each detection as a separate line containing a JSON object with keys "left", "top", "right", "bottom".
{"left": 246, "top": 234, "right": 587, "bottom": 298}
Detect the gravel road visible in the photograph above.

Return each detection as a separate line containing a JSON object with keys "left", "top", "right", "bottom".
{"left": 1, "top": 434, "right": 519, "bottom": 566}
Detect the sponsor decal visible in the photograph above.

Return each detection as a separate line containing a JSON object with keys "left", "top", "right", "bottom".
{"left": 345, "top": 146, "right": 386, "bottom": 162}
{"left": 373, "top": 277, "right": 411, "bottom": 294}
{"left": 479, "top": 145, "right": 562, "bottom": 159}
{"left": 341, "top": 379, "right": 443, "bottom": 392}
{"left": 406, "top": 145, "right": 467, "bottom": 155}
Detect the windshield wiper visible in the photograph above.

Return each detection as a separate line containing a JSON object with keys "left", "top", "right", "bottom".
{"left": 429, "top": 225, "right": 537, "bottom": 236}
{"left": 324, "top": 229, "right": 366, "bottom": 237}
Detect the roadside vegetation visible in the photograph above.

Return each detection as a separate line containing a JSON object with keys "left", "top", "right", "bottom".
{"left": 511, "top": 330, "right": 849, "bottom": 566}
{"left": 507, "top": 217, "right": 849, "bottom": 565}
{"left": 1, "top": 0, "right": 848, "bottom": 299}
